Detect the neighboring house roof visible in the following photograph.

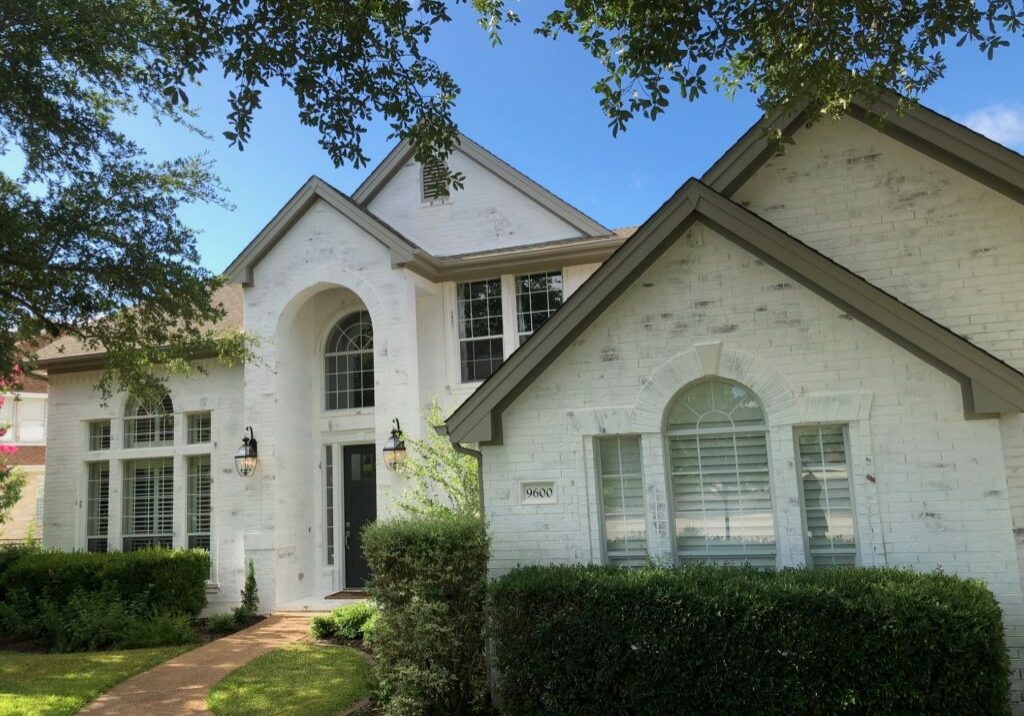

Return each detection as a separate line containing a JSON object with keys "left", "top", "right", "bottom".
{"left": 443, "top": 180, "right": 1024, "bottom": 445}
{"left": 35, "top": 284, "right": 245, "bottom": 371}
{"left": 352, "top": 132, "right": 611, "bottom": 237}
{"left": 225, "top": 176, "right": 420, "bottom": 286}
{"left": 703, "top": 92, "right": 1024, "bottom": 203}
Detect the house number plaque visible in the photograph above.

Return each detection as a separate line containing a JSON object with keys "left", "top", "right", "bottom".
{"left": 520, "top": 481, "right": 556, "bottom": 505}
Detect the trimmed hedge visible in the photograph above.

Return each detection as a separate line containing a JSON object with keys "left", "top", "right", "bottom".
{"left": 0, "top": 548, "right": 210, "bottom": 618}
{"left": 363, "top": 513, "right": 490, "bottom": 716}
{"left": 489, "top": 564, "right": 1011, "bottom": 716}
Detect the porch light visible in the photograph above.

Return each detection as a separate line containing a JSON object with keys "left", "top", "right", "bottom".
{"left": 234, "top": 426, "right": 259, "bottom": 477}
{"left": 383, "top": 419, "right": 406, "bottom": 471}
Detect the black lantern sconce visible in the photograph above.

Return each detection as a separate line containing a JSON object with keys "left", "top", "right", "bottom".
{"left": 234, "top": 426, "right": 259, "bottom": 477}
{"left": 382, "top": 418, "right": 406, "bottom": 471}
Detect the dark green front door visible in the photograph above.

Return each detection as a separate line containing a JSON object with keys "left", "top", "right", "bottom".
{"left": 343, "top": 444, "right": 376, "bottom": 588}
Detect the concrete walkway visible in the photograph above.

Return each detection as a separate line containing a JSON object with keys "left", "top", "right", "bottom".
{"left": 80, "top": 614, "right": 312, "bottom": 715}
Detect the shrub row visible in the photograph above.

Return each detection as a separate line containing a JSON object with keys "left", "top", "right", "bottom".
{"left": 310, "top": 601, "right": 378, "bottom": 642}
{"left": 363, "top": 513, "right": 490, "bottom": 716}
{"left": 0, "top": 547, "right": 210, "bottom": 650}
{"left": 489, "top": 564, "right": 1011, "bottom": 715}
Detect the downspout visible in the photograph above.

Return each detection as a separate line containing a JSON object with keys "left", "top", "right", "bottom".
{"left": 452, "top": 441, "right": 484, "bottom": 520}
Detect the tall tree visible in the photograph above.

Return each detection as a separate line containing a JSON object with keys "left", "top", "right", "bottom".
{"left": 2, "top": 1, "right": 1020, "bottom": 398}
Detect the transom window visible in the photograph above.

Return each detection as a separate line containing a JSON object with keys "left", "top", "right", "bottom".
{"left": 187, "top": 455, "right": 212, "bottom": 550}
{"left": 666, "top": 379, "right": 775, "bottom": 567}
{"left": 187, "top": 412, "right": 212, "bottom": 444}
{"left": 122, "top": 458, "right": 174, "bottom": 551}
{"left": 88, "top": 420, "right": 111, "bottom": 451}
{"left": 515, "top": 271, "right": 563, "bottom": 344}
{"left": 457, "top": 278, "right": 504, "bottom": 382}
{"left": 796, "top": 425, "right": 856, "bottom": 566}
{"left": 124, "top": 395, "right": 174, "bottom": 449}
{"left": 324, "top": 311, "right": 374, "bottom": 411}
{"left": 86, "top": 462, "right": 110, "bottom": 553}
{"left": 596, "top": 437, "right": 647, "bottom": 566}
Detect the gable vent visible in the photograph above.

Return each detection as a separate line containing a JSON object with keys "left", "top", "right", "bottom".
{"left": 421, "top": 159, "right": 450, "bottom": 202}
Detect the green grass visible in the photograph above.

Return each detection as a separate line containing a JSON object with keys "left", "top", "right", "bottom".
{"left": 206, "top": 644, "right": 374, "bottom": 716}
{"left": 0, "top": 646, "right": 192, "bottom": 716}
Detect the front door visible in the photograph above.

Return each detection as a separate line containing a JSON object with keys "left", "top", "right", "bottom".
{"left": 343, "top": 444, "right": 376, "bottom": 588}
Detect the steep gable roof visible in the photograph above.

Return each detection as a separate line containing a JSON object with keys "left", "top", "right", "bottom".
{"left": 444, "top": 180, "right": 1024, "bottom": 445}
{"left": 703, "top": 92, "right": 1024, "bottom": 202}
{"left": 225, "top": 176, "right": 419, "bottom": 286}
{"left": 352, "top": 133, "right": 610, "bottom": 238}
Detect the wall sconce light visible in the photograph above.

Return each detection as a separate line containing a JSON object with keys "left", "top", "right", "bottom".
{"left": 382, "top": 418, "right": 406, "bottom": 471}
{"left": 234, "top": 426, "right": 259, "bottom": 477}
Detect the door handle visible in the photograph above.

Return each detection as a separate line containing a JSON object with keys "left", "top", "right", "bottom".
{"left": 345, "top": 530, "right": 351, "bottom": 549}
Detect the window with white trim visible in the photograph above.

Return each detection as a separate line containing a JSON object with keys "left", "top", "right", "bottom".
{"left": 457, "top": 278, "right": 504, "bottom": 382}
{"left": 0, "top": 395, "right": 46, "bottom": 444}
{"left": 666, "top": 379, "right": 775, "bottom": 567}
{"left": 515, "top": 271, "right": 563, "bottom": 344}
{"left": 186, "top": 413, "right": 211, "bottom": 445}
{"left": 122, "top": 458, "right": 173, "bottom": 551}
{"left": 187, "top": 455, "right": 212, "bottom": 550}
{"left": 88, "top": 420, "right": 111, "bottom": 451}
{"left": 324, "top": 445, "right": 335, "bottom": 566}
{"left": 596, "top": 436, "right": 647, "bottom": 565}
{"left": 324, "top": 311, "right": 374, "bottom": 411}
{"left": 86, "top": 462, "right": 109, "bottom": 553}
{"left": 420, "top": 159, "right": 450, "bottom": 202}
{"left": 124, "top": 395, "right": 174, "bottom": 449}
{"left": 795, "top": 425, "right": 856, "bottom": 566}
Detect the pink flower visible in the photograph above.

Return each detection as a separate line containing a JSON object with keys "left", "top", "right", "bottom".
{"left": 0, "top": 444, "right": 17, "bottom": 455}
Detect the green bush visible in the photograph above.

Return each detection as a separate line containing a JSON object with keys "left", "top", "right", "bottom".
{"left": 363, "top": 513, "right": 490, "bottom": 716}
{"left": 119, "top": 614, "right": 197, "bottom": 649}
{"left": 310, "top": 614, "right": 337, "bottom": 640}
{"left": 206, "top": 612, "right": 239, "bottom": 636}
{"left": 489, "top": 564, "right": 1011, "bottom": 716}
{"left": 362, "top": 610, "right": 380, "bottom": 648}
{"left": 232, "top": 558, "right": 260, "bottom": 625}
{"left": 310, "top": 602, "right": 378, "bottom": 641}
{"left": 0, "top": 547, "right": 209, "bottom": 650}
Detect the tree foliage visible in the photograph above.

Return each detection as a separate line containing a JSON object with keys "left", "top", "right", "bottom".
{"left": 394, "top": 401, "right": 481, "bottom": 519}
{"left": 0, "top": 371, "right": 27, "bottom": 527}
{"left": 2, "top": 0, "right": 1020, "bottom": 395}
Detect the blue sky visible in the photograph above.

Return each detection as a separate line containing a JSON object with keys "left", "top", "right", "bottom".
{"left": 109, "top": 6, "right": 1024, "bottom": 272}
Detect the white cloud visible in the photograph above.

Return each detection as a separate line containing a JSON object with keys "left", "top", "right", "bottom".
{"left": 960, "top": 104, "right": 1024, "bottom": 149}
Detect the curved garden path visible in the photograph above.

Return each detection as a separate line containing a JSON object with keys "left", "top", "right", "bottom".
{"left": 79, "top": 614, "right": 312, "bottom": 715}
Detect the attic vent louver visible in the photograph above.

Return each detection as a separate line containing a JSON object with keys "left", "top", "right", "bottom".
{"left": 421, "top": 159, "right": 450, "bottom": 202}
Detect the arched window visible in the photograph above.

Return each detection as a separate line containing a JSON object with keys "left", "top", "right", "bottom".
{"left": 665, "top": 379, "right": 775, "bottom": 567}
{"left": 124, "top": 394, "right": 174, "bottom": 448}
{"left": 325, "top": 311, "right": 374, "bottom": 410}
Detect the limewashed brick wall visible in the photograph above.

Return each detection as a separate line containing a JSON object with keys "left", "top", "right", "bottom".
{"left": 481, "top": 223, "right": 1024, "bottom": 705}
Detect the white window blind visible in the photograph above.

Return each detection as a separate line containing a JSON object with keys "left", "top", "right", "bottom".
{"left": 597, "top": 437, "right": 647, "bottom": 565}
{"left": 187, "top": 455, "right": 212, "bottom": 550}
{"left": 796, "top": 425, "right": 856, "bottom": 566}
{"left": 667, "top": 379, "right": 776, "bottom": 567}
{"left": 457, "top": 279, "right": 504, "bottom": 382}
{"left": 86, "top": 462, "right": 109, "bottom": 553}
{"left": 122, "top": 458, "right": 174, "bottom": 551}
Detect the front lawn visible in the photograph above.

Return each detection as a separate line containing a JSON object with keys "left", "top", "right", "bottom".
{"left": 0, "top": 646, "right": 192, "bottom": 716}
{"left": 206, "top": 643, "right": 373, "bottom": 716}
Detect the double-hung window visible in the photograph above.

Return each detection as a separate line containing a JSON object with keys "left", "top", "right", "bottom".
{"left": 596, "top": 437, "right": 647, "bottom": 565}
{"left": 86, "top": 462, "right": 110, "bottom": 553}
{"left": 457, "top": 279, "right": 504, "bottom": 382}
{"left": 515, "top": 271, "right": 563, "bottom": 344}
{"left": 122, "top": 458, "right": 174, "bottom": 551}
{"left": 795, "top": 425, "right": 856, "bottom": 566}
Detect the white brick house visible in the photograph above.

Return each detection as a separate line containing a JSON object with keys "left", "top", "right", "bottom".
{"left": 37, "top": 94, "right": 1024, "bottom": 701}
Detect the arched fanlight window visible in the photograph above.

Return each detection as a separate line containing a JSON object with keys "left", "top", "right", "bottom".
{"left": 325, "top": 311, "right": 374, "bottom": 411}
{"left": 124, "top": 394, "right": 174, "bottom": 448}
{"left": 665, "top": 379, "right": 775, "bottom": 567}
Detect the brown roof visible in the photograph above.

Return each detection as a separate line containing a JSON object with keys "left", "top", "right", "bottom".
{"left": 35, "top": 284, "right": 244, "bottom": 368}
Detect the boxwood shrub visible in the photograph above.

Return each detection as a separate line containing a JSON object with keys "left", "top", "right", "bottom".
{"left": 363, "top": 513, "right": 490, "bottom": 716}
{"left": 489, "top": 564, "right": 1010, "bottom": 716}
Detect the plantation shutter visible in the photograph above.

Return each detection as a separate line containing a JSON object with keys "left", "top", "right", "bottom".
{"left": 796, "top": 425, "right": 856, "bottom": 566}
{"left": 597, "top": 437, "right": 647, "bottom": 565}
{"left": 666, "top": 379, "right": 775, "bottom": 567}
